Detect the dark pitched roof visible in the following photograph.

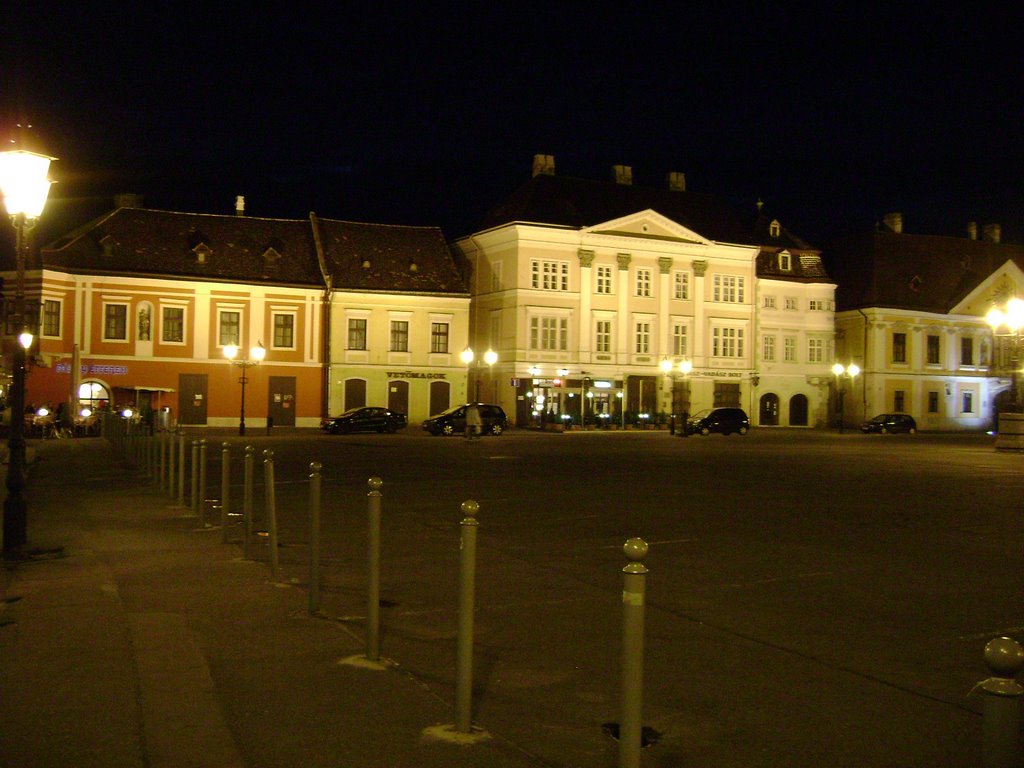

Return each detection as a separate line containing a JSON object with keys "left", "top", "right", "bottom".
{"left": 748, "top": 207, "right": 831, "bottom": 283}
{"left": 477, "top": 173, "right": 754, "bottom": 244}
{"left": 315, "top": 218, "right": 467, "bottom": 294}
{"left": 827, "top": 230, "right": 1024, "bottom": 313}
{"left": 41, "top": 208, "right": 323, "bottom": 286}
{"left": 36, "top": 207, "right": 468, "bottom": 295}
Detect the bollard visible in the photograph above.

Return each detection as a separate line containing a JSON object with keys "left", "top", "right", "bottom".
{"left": 981, "top": 636, "right": 1024, "bottom": 768}
{"left": 158, "top": 430, "right": 167, "bottom": 491}
{"left": 243, "top": 445, "right": 255, "bottom": 559}
{"left": 366, "top": 477, "right": 383, "bottom": 661}
{"left": 308, "top": 462, "right": 323, "bottom": 615}
{"left": 619, "top": 537, "right": 649, "bottom": 768}
{"left": 455, "top": 500, "right": 480, "bottom": 733}
{"left": 220, "top": 442, "right": 231, "bottom": 543}
{"left": 198, "top": 439, "right": 209, "bottom": 527}
{"left": 264, "top": 449, "right": 279, "bottom": 580}
{"left": 190, "top": 440, "right": 200, "bottom": 516}
{"left": 177, "top": 430, "right": 186, "bottom": 506}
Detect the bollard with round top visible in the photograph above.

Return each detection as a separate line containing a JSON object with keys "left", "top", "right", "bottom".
{"left": 619, "top": 537, "right": 649, "bottom": 768}
{"left": 366, "top": 476, "right": 383, "bottom": 661}
{"left": 308, "top": 461, "right": 323, "bottom": 614}
{"left": 455, "top": 499, "right": 480, "bottom": 734}
{"left": 981, "top": 636, "right": 1024, "bottom": 768}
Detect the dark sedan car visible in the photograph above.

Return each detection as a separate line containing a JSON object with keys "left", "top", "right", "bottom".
{"left": 321, "top": 407, "right": 407, "bottom": 434}
{"left": 860, "top": 413, "right": 917, "bottom": 434}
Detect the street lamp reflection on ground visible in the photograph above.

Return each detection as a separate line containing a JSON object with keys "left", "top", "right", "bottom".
{"left": 224, "top": 342, "right": 266, "bottom": 436}
{"left": 0, "top": 147, "right": 55, "bottom": 560}
{"left": 986, "top": 298, "right": 1024, "bottom": 412}
{"left": 831, "top": 362, "right": 860, "bottom": 433}
{"left": 660, "top": 358, "right": 694, "bottom": 434}
{"left": 460, "top": 347, "right": 498, "bottom": 401}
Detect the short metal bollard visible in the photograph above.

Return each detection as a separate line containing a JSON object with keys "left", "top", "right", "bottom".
{"left": 190, "top": 440, "right": 200, "bottom": 516}
{"left": 176, "top": 430, "right": 186, "bottom": 506}
{"left": 198, "top": 439, "right": 209, "bottom": 527}
{"left": 308, "top": 462, "right": 323, "bottom": 614}
{"left": 264, "top": 449, "right": 279, "bottom": 580}
{"left": 243, "top": 445, "right": 255, "bottom": 559}
{"left": 220, "top": 442, "right": 231, "bottom": 542}
{"left": 981, "top": 636, "right": 1024, "bottom": 768}
{"left": 455, "top": 500, "right": 480, "bottom": 734}
{"left": 619, "top": 537, "right": 649, "bottom": 768}
{"left": 366, "top": 477, "right": 383, "bottom": 661}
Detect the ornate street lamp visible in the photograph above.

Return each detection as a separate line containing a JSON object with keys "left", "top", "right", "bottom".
{"left": 460, "top": 346, "right": 498, "bottom": 402}
{"left": 831, "top": 362, "right": 860, "bottom": 433}
{"left": 224, "top": 342, "right": 266, "bottom": 436}
{"left": 0, "top": 148, "right": 55, "bottom": 559}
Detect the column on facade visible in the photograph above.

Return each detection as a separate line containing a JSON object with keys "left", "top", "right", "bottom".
{"left": 691, "top": 259, "right": 708, "bottom": 363}
{"left": 616, "top": 253, "right": 631, "bottom": 364}
{"left": 578, "top": 249, "right": 594, "bottom": 367}
{"left": 657, "top": 256, "right": 673, "bottom": 413}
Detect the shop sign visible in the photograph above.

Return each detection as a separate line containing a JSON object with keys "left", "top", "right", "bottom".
{"left": 385, "top": 370, "right": 448, "bottom": 379}
{"left": 55, "top": 362, "right": 128, "bottom": 375}
{"left": 695, "top": 370, "right": 744, "bottom": 378}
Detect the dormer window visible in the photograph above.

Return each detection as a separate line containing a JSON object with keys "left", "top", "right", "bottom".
{"left": 192, "top": 243, "right": 212, "bottom": 264}
{"left": 778, "top": 250, "right": 792, "bottom": 271}
{"left": 262, "top": 247, "right": 282, "bottom": 273}
{"left": 769, "top": 219, "right": 781, "bottom": 238}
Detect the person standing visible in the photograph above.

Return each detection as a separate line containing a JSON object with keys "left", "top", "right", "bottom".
{"left": 465, "top": 403, "right": 482, "bottom": 442}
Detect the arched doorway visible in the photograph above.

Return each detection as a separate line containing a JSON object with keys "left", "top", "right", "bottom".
{"left": 789, "top": 393, "right": 809, "bottom": 426}
{"left": 759, "top": 393, "right": 780, "bottom": 425}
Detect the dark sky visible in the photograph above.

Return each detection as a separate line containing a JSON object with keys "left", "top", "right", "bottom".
{"left": 3, "top": 4, "right": 1023, "bottom": 248}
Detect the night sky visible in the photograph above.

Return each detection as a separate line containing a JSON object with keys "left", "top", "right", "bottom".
{"left": 3, "top": 4, "right": 1022, "bottom": 251}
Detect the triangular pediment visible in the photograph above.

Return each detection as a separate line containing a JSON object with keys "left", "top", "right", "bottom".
{"left": 582, "top": 210, "right": 712, "bottom": 245}
{"left": 951, "top": 259, "right": 1024, "bottom": 316}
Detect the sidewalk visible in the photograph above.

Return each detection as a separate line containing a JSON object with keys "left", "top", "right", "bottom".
{"left": 0, "top": 439, "right": 570, "bottom": 768}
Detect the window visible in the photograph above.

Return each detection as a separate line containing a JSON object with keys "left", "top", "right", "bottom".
{"left": 894, "top": 390, "right": 905, "bottom": 412}
{"left": 672, "top": 322, "right": 688, "bottom": 356}
{"left": 596, "top": 265, "right": 613, "bottom": 295}
{"left": 713, "top": 275, "right": 745, "bottom": 303}
{"left": 962, "top": 390, "right": 975, "bottom": 413}
{"left": 529, "top": 316, "right": 568, "bottom": 351}
{"left": 531, "top": 260, "right": 569, "bottom": 291}
{"left": 928, "top": 391, "right": 939, "bottom": 413}
{"left": 431, "top": 322, "right": 449, "bottom": 353}
{"left": 784, "top": 336, "right": 797, "bottom": 362}
{"left": 927, "top": 334, "right": 940, "bottom": 365}
{"left": 763, "top": 296, "right": 776, "bottom": 309}
{"left": 162, "top": 306, "right": 184, "bottom": 343}
{"left": 218, "top": 310, "right": 240, "bottom": 347}
{"left": 673, "top": 271, "right": 689, "bottom": 300}
{"left": 635, "top": 321, "right": 651, "bottom": 353}
{"left": 104, "top": 304, "right": 128, "bottom": 341}
{"left": 785, "top": 297, "right": 798, "bottom": 310}
{"left": 595, "top": 320, "right": 611, "bottom": 353}
{"left": 635, "top": 268, "right": 652, "bottom": 297}
{"left": 809, "top": 299, "right": 826, "bottom": 311}
{"left": 273, "top": 313, "right": 295, "bottom": 349}
{"left": 41, "top": 299, "right": 61, "bottom": 337}
{"left": 348, "top": 318, "right": 367, "bottom": 350}
{"left": 389, "top": 320, "right": 408, "bottom": 352}
{"left": 763, "top": 334, "right": 776, "bottom": 362}
{"left": 712, "top": 327, "right": 744, "bottom": 358}
{"left": 714, "top": 382, "right": 741, "bottom": 407}
{"left": 808, "top": 338, "right": 824, "bottom": 363}
{"left": 961, "top": 337, "right": 974, "bottom": 366}
{"left": 892, "top": 332, "right": 907, "bottom": 363}
{"left": 778, "top": 249, "right": 790, "bottom": 268}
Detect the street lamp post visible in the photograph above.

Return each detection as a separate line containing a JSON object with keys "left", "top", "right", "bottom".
{"left": 0, "top": 148, "right": 55, "bottom": 560}
{"left": 460, "top": 347, "right": 498, "bottom": 402}
{"left": 224, "top": 343, "right": 266, "bottom": 436}
{"left": 660, "top": 358, "right": 694, "bottom": 434}
{"left": 831, "top": 362, "right": 860, "bottom": 433}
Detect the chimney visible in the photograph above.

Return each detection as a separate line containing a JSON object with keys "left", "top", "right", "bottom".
{"left": 114, "top": 193, "right": 143, "bottom": 209}
{"left": 882, "top": 212, "right": 903, "bottom": 234}
{"left": 983, "top": 223, "right": 1002, "bottom": 243}
{"left": 967, "top": 221, "right": 978, "bottom": 240}
{"left": 666, "top": 171, "right": 686, "bottom": 192}
{"left": 531, "top": 154, "right": 555, "bottom": 177}
{"left": 235, "top": 195, "right": 246, "bottom": 216}
{"left": 613, "top": 164, "right": 633, "bottom": 185}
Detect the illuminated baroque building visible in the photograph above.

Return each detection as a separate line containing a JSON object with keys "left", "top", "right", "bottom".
{"left": 829, "top": 214, "right": 1024, "bottom": 431}
{"left": 453, "top": 156, "right": 836, "bottom": 428}
{"left": 6, "top": 198, "right": 468, "bottom": 427}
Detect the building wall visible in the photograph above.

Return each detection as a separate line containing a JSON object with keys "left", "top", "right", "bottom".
{"left": 23, "top": 269, "right": 324, "bottom": 427}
